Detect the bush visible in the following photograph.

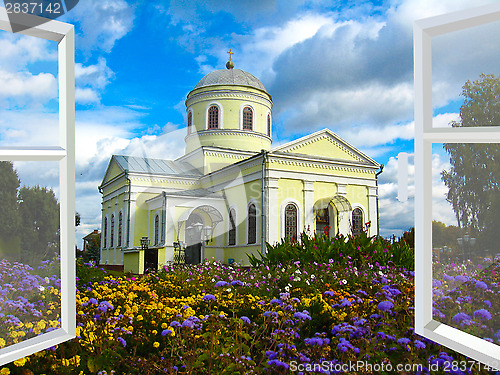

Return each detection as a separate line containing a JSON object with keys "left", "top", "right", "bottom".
{"left": 248, "top": 231, "right": 414, "bottom": 270}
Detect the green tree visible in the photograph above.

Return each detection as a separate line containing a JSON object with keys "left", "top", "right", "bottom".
{"left": 18, "top": 185, "right": 60, "bottom": 265}
{"left": 83, "top": 233, "right": 100, "bottom": 264}
{"left": 0, "top": 161, "right": 20, "bottom": 239}
{"left": 442, "top": 74, "right": 500, "bottom": 231}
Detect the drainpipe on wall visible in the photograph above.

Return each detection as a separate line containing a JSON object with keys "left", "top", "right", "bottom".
{"left": 261, "top": 149, "right": 268, "bottom": 255}
{"left": 375, "top": 164, "right": 384, "bottom": 236}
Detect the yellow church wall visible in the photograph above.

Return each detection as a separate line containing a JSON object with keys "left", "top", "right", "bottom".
{"left": 102, "top": 161, "right": 124, "bottom": 186}
{"left": 313, "top": 182, "right": 338, "bottom": 201}
{"left": 224, "top": 245, "right": 260, "bottom": 265}
{"left": 282, "top": 138, "right": 362, "bottom": 162}
{"left": 269, "top": 160, "right": 375, "bottom": 179}
{"left": 133, "top": 192, "right": 159, "bottom": 247}
{"left": 124, "top": 251, "right": 142, "bottom": 274}
{"left": 346, "top": 185, "right": 370, "bottom": 210}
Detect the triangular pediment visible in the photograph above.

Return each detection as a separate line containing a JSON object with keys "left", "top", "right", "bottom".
{"left": 271, "top": 128, "right": 378, "bottom": 166}
{"left": 100, "top": 156, "right": 126, "bottom": 188}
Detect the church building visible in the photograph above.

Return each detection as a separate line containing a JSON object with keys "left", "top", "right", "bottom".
{"left": 99, "top": 55, "right": 382, "bottom": 274}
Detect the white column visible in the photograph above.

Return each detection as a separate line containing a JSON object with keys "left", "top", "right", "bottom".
{"left": 336, "top": 184, "right": 349, "bottom": 236}
{"left": 267, "top": 177, "right": 280, "bottom": 245}
{"left": 368, "top": 186, "right": 378, "bottom": 236}
{"left": 128, "top": 192, "right": 137, "bottom": 248}
{"left": 303, "top": 180, "right": 314, "bottom": 233}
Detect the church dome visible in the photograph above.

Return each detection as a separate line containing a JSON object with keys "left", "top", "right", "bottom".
{"left": 194, "top": 68, "right": 268, "bottom": 93}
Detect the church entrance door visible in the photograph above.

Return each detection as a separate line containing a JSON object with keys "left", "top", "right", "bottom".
{"left": 185, "top": 212, "right": 203, "bottom": 265}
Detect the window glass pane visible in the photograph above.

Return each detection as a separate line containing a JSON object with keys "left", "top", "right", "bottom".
{"left": 431, "top": 21, "right": 500, "bottom": 129}
{"left": 228, "top": 209, "right": 236, "bottom": 246}
{"left": 208, "top": 106, "right": 219, "bottom": 129}
{"left": 432, "top": 143, "right": 499, "bottom": 342}
{"left": 285, "top": 204, "right": 297, "bottom": 240}
{"left": 243, "top": 107, "right": 252, "bottom": 130}
{"left": 0, "top": 32, "right": 59, "bottom": 147}
{"left": 248, "top": 204, "right": 256, "bottom": 244}
{"left": 352, "top": 208, "right": 363, "bottom": 236}
{"left": 0, "top": 161, "right": 61, "bottom": 348}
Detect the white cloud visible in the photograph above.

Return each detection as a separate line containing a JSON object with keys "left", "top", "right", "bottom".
{"left": 76, "top": 88, "right": 100, "bottom": 104}
{"left": 0, "top": 70, "right": 57, "bottom": 102}
{"left": 66, "top": 0, "right": 134, "bottom": 52}
{"left": 0, "top": 33, "right": 57, "bottom": 70}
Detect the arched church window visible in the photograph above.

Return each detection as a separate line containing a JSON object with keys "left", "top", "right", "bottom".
{"left": 285, "top": 204, "right": 298, "bottom": 241}
{"left": 118, "top": 211, "right": 122, "bottom": 247}
{"left": 352, "top": 208, "right": 363, "bottom": 236}
{"left": 248, "top": 204, "right": 257, "bottom": 244}
{"left": 110, "top": 214, "right": 115, "bottom": 248}
{"left": 208, "top": 105, "right": 219, "bottom": 129}
{"left": 103, "top": 217, "right": 108, "bottom": 248}
{"left": 228, "top": 209, "right": 236, "bottom": 246}
{"left": 243, "top": 107, "right": 253, "bottom": 130}
{"left": 267, "top": 114, "right": 271, "bottom": 136}
{"left": 154, "top": 214, "right": 160, "bottom": 245}
{"left": 187, "top": 111, "right": 193, "bottom": 134}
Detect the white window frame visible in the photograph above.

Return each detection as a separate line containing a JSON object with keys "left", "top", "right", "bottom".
{"left": 280, "top": 198, "right": 302, "bottom": 241}
{"left": 0, "top": 9, "right": 75, "bottom": 366}
{"left": 414, "top": 3, "right": 500, "bottom": 368}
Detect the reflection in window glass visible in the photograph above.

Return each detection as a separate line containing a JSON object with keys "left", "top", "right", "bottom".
{"left": 432, "top": 143, "right": 499, "bottom": 342}
{"left": 0, "top": 161, "right": 61, "bottom": 348}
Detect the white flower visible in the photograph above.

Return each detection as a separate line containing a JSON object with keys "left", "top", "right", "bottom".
{"left": 44, "top": 277, "right": 50, "bottom": 284}
{"left": 295, "top": 269, "right": 301, "bottom": 274}
{"left": 38, "top": 286, "right": 45, "bottom": 292}
{"left": 306, "top": 280, "right": 310, "bottom": 285}
{"left": 295, "top": 277, "right": 301, "bottom": 282}
{"left": 341, "top": 279, "right": 347, "bottom": 284}
{"left": 311, "top": 274, "right": 315, "bottom": 279}
{"left": 226, "top": 288, "right": 232, "bottom": 293}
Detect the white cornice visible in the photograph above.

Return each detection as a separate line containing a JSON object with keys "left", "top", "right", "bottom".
{"left": 184, "top": 129, "right": 272, "bottom": 143}
{"left": 186, "top": 89, "right": 272, "bottom": 108}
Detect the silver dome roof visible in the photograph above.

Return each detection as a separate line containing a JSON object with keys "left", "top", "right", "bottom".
{"left": 194, "top": 68, "right": 267, "bottom": 92}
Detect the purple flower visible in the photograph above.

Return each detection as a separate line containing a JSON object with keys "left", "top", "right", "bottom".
{"left": 474, "top": 309, "right": 492, "bottom": 321}
{"left": 117, "top": 337, "right": 126, "bottom": 347}
{"left": 215, "top": 281, "right": 227, "bottom": 287}
{"left": 202, "top": 294, "right": 216, "bottom": 302}
{"left": 161, "top": 329, "right": 173, "bottom": 336}
{"left": 270, "top": 298, "right": 282, "bottom": 305}
{"left": 324, "top": 291, "right": 335, "bottom": 297}
{"left": 305, "top": 337, "right": 324, "bottom": 346}
{"left": 443, "top": 274, "right": 454, "bottom": 282}
{"left": 475, "top": 281, "right": 488, "bottom": 290}
{"left": 98, "top": 301, "right": 114, "bottom": 313}
{"left": 240, "top": 316, "right": 251, "bottom": 324}
{"left": 170, "top": 321, "right": 181, "bottom": 328}
{"left": 414, "top": 340, "right": 426, "bottom": 349}
{"left": 230, "top": 280, "right": 243, "bottom": 286}
{"left": 397, "top": 338, "right": 411, "bottom": 345}
{"left": 377, "top": 301, "right": 394, "bottom": 312}
{"left": 293, "top": 311, "right": 311, "bottom": 321}
{"left": 484, "top": 300, "right": 492, "bottom": 308}
{"left": 88, "top": 298, "right": 98, "bottom": 305}
{"left": 340, "top": 298, "right": 352, "bottom": 307}
{"left": 452, "top": 313, "right": 471, "bottom": 323}
{"left": 455, "top": 275, "right": 468, "bottom": 283}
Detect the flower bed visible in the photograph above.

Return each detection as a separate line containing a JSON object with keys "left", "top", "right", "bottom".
{"left": 1, "top": 253, "right": 498, "bottom": 375}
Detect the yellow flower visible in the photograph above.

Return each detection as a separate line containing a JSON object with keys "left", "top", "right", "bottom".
{"left": 152, "top": 330, "right": 157, "bottom": 335}
{"left": 161, "top": 323, "right": 168, "bottom": 329}
{"left": 136, "top": 315, "right": 143, "bottom": 321}
{"left": 0, "top": 368, "right": 11, "bottom": 375}
{"left": 14, "top": 357, "right": 26, "bottom": 367}
{"left": 153, "top": 341, "right": 160, "bottom": 348}
{"left": 0, "top": 338, "right": 5, "bottom": 349}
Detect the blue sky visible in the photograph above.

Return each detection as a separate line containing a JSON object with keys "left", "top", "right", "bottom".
{"left": 1, "top": 0, "right": 500, "bottom": 246}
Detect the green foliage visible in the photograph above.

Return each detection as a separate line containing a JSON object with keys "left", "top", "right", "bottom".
{"left": 18, "top": 185, "right": 60, "bottom": 265}
{"left": 0, "top": 161, "right": 20, "bottom": 239}
{"left": 442, "top": 74, "right": 500, "bottom": 232}
{"left": 82, "top": 233, "right": 101, "bottom": 264}
{"left": 248, "top": 231, "right": 414, "bottom": 270}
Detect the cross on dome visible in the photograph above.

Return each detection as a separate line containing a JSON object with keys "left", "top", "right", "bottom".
{"left": 226, "top": 48, "right": 235, "bottom": 69}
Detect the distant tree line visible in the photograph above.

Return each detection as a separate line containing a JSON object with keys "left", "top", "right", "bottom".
{"left": 0, "top": 161, "right": 59, "bottom": 265}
